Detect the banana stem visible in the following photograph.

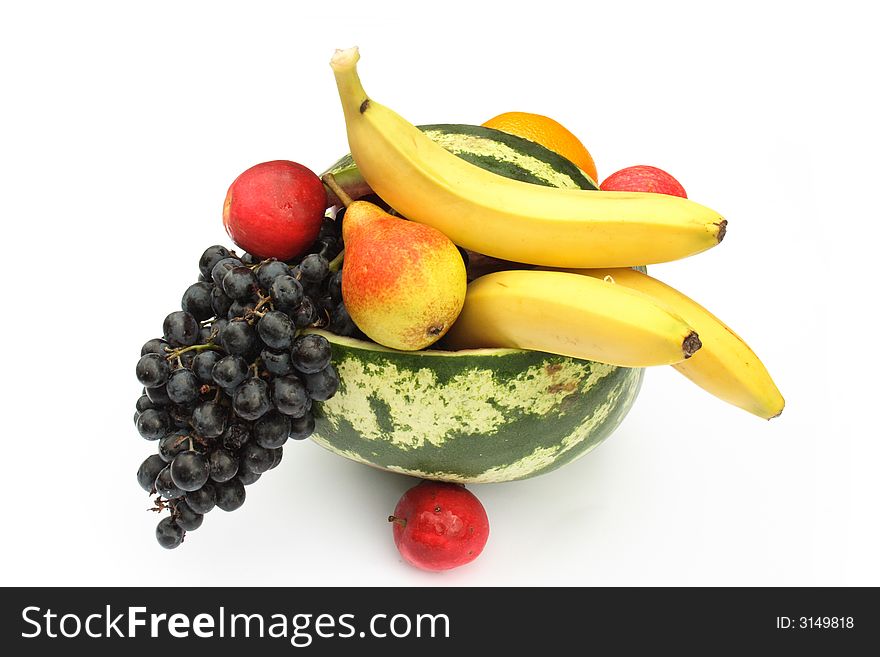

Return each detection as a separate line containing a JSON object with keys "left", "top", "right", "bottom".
{"left": 322, "top": 173, "right": 354, "bottom": 207}
{"left": 329, "top": 47, "right": 368, "bottom": 122}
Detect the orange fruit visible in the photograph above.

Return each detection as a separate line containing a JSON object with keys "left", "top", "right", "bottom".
{"left": 482, "top": 111, "right": 598, "bottom": 182}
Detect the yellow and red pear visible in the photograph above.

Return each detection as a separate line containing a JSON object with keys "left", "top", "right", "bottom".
{"left": 341, "top": 201, "right": 466, "bottom": 350}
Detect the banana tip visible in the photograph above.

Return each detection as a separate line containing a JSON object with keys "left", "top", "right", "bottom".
{"left": 768, "top": 405, "right": 784, "bottom": 420}
{"left": 716, "top": 219, "right": 728, "bottom": 243}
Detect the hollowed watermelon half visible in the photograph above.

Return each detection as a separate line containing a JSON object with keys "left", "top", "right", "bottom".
{"left": 307, "top": 330, "right": 643, "bottom": 483}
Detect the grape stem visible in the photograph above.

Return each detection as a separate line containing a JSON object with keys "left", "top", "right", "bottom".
{"left": 253, "top": 294, "right": 273, "bottom": 313}
{"left": 328, "top": 249, "right": 345, "bottom": 273}
{"left": 241, "top": 292, "right": 272, "bottom": 324}
{"left": 388, "top": 515, "right": 407, "bottom": 528}
{"left": 150, "top": 497, "right": 173, "bottom": 513}
{"left": 247, "top": 257, "right": 274, "bottom": 271}
{"left": 165, "top": 343, "right": 222, "bottom": 361}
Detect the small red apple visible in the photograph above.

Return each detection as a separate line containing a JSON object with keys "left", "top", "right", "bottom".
{"left": 223, "top": 160, "right": 325, "bottom": 261}
{"left": 600, "top": 165, "right": 687, "bottom": 198}
{"left": 389, "top": 481, "right": 489, "bottom": 571}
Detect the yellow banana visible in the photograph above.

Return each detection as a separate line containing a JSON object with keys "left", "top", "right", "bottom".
{"left": 567, "top": 268, "right": 784, "bottom": 419}
{"left": 329, "top": 47, "right": 727, "bottom": 268}
{"left": 442, "top": 270, "right": 702, "bottom": 367}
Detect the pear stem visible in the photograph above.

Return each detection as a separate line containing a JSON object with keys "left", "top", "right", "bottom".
{"left": 328, "top": 249, "right": 345, "bottom": 272}
{"left": 322, "top": 173, "right": 354, "bottom": 208}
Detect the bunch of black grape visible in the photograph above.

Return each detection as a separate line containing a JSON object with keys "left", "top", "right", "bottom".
{"left": 134, "top": 221, "right": 358, "bottom": 549}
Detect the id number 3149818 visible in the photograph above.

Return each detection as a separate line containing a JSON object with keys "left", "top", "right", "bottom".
{"left": 776, "top": 617, "right": 855, "bottom": 630}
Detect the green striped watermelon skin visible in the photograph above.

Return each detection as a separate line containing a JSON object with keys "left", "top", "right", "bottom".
{"left": 322, "top": 123, "right": 598, "bottom": 207}
{"left": 307, "top": 331, "right": 643, "bottom": 483}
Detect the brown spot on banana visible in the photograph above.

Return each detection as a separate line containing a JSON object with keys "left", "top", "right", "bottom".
{"left": 682, "top": 331, "right": 702, "bottom": 359}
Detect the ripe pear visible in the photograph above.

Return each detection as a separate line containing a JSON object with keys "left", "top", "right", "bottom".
{"left": 341, "top": 201, "right": 466, "bottom": 350}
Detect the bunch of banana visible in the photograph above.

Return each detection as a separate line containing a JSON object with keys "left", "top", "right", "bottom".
{"left": 443, "top": 267, "right": 783, "bottom": 419}
{"left": 328, "top": 47, "right": 783, "bottom": 419}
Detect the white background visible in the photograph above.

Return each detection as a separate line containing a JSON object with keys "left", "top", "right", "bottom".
{"left": 1, "top": 0, "right": 877, "bottom": 586}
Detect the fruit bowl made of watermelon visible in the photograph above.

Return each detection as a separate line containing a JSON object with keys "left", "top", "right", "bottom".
{"left": 305, "top": 329, "right": 643, "bottom": 483}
